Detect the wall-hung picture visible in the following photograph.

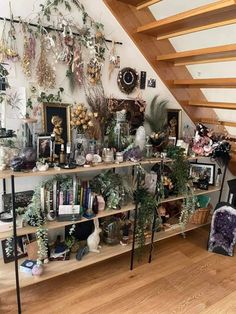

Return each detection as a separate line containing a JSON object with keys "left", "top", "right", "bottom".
{"left": 147, "top": 78, "right": 156, "bottom": 88}
{"left": 190, "top": 162, "right": 215, "bottom": 185}
{"left": 167, "top": 109, "right": 182, "bottom": 140}
{"left": 42, "top": 103, "right": 71, "bottom": 145}
{"left": 37, "top": 135, "right": 51, "bottom": 159}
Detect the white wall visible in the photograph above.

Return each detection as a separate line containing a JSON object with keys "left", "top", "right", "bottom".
{"left": 150, "top": 0, "right": 236, "bottom": 136}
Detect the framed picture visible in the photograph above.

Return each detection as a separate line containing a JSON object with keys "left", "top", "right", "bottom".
{"left": 37, "top": 136, "right": 51, "bottom": 159}
{"left": 176, "top": 139, "right": 189, "bottom": 155}
{"left": 42, "top": 102, "right": 71, "bottom": 145}
{"left": 1, "top": 236, "right": 28, "bottom": 263}
{"left": 167, "top": 109, "right": 182, "bottom": 140}
{"left": 168, "top": 136, "right": 176, "bottom": 146}
{"left": 190, "top": 162, "right": 215, "bottom": 185}
{"left": 2, "top": 190, "right": 34, "bottom": 214}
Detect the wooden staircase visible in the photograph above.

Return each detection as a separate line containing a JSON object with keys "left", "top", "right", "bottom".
{"left": 103, "top": 0, "right": 236, "bottom": 173}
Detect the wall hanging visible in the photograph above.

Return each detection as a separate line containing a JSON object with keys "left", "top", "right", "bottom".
{"left": 117, "top": 67, "right": 139, "bottom": 94}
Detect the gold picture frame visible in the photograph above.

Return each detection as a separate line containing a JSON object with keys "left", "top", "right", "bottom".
{"left": 167, "top": 109, "right": 182, "bottom": 140}
{"left": 42, "top": 102, "right": 71, "bottom": 144}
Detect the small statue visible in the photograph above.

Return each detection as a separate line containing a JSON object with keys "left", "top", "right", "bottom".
{"left": 51, "top": 115, "right": 64, "bottom": 144}
{"left": 158, "top": 205, "right": 171, "bottom": 229}
{"left": 169, "top": 116, "right": 177, "bottom": 137}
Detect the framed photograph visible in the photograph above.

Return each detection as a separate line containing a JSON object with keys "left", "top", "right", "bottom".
{"left": 167, "top": 109, "right": 182, "bottom": 140}
{"left": 2, "top": 190, "right": 34, "bottom": 214}
{"left": 1, "top": 236, "right": 28, "bottom": 263}
{"left": 42, "top": 102, "right": 71, "bottom": 145}
{"left": 37, "top": 136, "right": 51, "bottom": 159}
{"left": 176, "top": 139, "right": 189, "bottom": 156}
{"left": 168, "top": 136, "right": 176, "bottom": 146}
{"left": 190, "top": 163, "right": 215, "bottom": 185}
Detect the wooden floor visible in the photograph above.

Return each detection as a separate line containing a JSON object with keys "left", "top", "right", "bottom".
{"left": 1, "top": 226, "right": 236, "bottom": 314}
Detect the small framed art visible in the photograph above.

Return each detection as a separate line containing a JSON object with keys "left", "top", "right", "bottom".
{"left": 37, "top": 135, "right": 51, "bottom": 159}
{"left": 190, "top": 162, "right": 215, "bottom": 185}
{"left": 167, "top": 109, "right": 182, "bottom": 140}
{"left": 42, "top": 102, "right": 71, "bottom": 145}
{"left": 1, "top": 236, "right": 28, "bottom": 263}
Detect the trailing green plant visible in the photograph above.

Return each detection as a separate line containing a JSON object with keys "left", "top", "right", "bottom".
{"left": 134, "top": 186, "right": 157, "bottom": 257}
{"left": 179, "top": 186, "right": 197, "bottom": 229}
{"left": 90, "top": 171, "right": 133, "bottom": 209}
{"left": 166, "top": 145, "right": 190, "bottom": 195}
{"left": 37, "top": 87, "right": 64, "bottom": 103}
{"left": 145, "top": 95, "right": 168, "bottom": 134}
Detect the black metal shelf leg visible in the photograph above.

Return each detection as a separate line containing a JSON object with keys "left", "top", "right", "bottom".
{"left": 148, "top": 208, "right": 157, "bottom": 264}
{"left": 11, "top": 175, "right": 22, "bottom": 314}
{"left": 218, "top": 163, "right": 228, "bottom": 203}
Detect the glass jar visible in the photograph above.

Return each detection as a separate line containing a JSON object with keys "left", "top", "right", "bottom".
{"left": 113, "top": 110, "right": 130, "bottom": 151}
{"left": 145, "top": 144, "right": 153, "bottom": 158}
{"left": 20, "top": 118, "right": 37, "bottom": 169}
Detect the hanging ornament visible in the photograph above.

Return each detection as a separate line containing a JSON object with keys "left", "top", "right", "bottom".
{"left": 87, "top": 57, "right": 102, "bottom": 84}
{"left": 108, "top": 41, "right": 117, "bottom": 80}
{"left": 117, "top": 67, "right": 139, "bottom": 94}
{"left": 36, "top": 37, "right": 56, "bottom": 88}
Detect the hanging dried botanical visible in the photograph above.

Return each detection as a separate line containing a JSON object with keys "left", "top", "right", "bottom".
{"left": 71, "top": 46, "right": 84, "bottom": 86}
{"left": 108, "top": 41, "right": 117, "bottom": 79}
{"left": 0, "top": 20, "right": 19, "bottom": 63}
{"left": 36, "top": 38, "right": 56, "bottom": 88}
{"left": 21, "top": 26, "right": 36, "bottom": 77}
{"left": 87, "top": 58, "right": 102, "bottom": 85}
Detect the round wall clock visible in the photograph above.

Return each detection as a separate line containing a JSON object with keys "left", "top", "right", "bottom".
{"left": 117, "top": 67, "right": 139, "bottom": 94}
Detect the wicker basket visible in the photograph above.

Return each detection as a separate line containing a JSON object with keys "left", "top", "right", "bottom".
{"left": 189, "top": 207, "right": 211, "bottom": 224}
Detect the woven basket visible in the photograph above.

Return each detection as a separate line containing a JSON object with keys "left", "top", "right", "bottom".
{"left": 189, "top": 207, "right": 211, "bottom": 225}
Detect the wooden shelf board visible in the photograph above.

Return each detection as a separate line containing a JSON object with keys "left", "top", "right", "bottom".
{"left": 0, "top": 158, "right": 172, "bottom": 180}
{"left": 0, "top": 186, "right": 218, "bottom": 240}
{"left": 137, "top": 0, "right": 236, "bottom": 39}
{"left": 156, "top": 44, "right": 236, "bottom": 66}
{"left": 0, "top": 204, "right": 135, "bottom": 240}
{"left": 172, "top": 78, "right": 236, "bottom": 88}
{"left": 160, "top": 186, "right": 220, "bottom": 204}
{"left": 0, "top": 220, "right": 210, "bottom": 294}
{"left": 186, "top": 100, "right": 236, "bottom": 110}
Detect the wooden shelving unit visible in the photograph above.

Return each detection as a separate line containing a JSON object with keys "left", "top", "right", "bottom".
{"left": 0, "top": 186, "right": 219, "bottom": 241}
{"left": 137, "top": 0, "right": 236, "bottom": 40}
{"left": 156, "top": 44, "right": 236, "bottom": 66}
{"left": 0, "top": 219, "right": 210, "bottom": 294}
{"left": 0, "top": 158, "right": 171, "bottom": 180}
{"left": 186, "top": 100, "right": 236, "bottom": 110}
{"left": 172, "top": 78, "right": 236, "bottom": 88}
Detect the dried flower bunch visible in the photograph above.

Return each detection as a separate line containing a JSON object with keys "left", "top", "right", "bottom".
{"left": 71, "top": 103, "right": 98, "bottom": 134}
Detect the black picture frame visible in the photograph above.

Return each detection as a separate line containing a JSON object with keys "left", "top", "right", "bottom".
{"left": 190, "top": 162, "right": 216, "bottom": 185}
{"left": 37, "top": 135, "right": 51, "bottom": 159}
{"left": 2, "top": 190, "right": 34, "bottom": 214}
{"left": 42, "top": 102, "right": 71, "bottom": 145}
{"left": 167, "top": 109, "right": 182, "bottom": 140}
{"left": 1, "top": 236, "right": 28, "bottom": 263}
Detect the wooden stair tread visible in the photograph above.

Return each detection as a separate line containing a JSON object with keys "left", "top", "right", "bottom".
{"left": 117, "top": 0, "right": 161, "bottom": 9}
{"left": 197, "top": 118, "right": 236, "bottom": 128}
{"left": 157, "top": 44, "right": 236, "bottom": 66}
{"left": 186, "top": 100, "right": 236, "bottom": 110}
{"left": 137, "top": 0, "right": 236, "bottom": 39}
{"left": 173, "top": 78, "right": 236, "bottom": 88}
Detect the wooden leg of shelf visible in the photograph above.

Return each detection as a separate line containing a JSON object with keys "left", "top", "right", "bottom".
{"left": 11, "top": 175, "right": 22, "bottom": 314}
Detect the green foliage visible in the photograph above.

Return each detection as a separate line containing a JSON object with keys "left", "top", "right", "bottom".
{"left": 135, "top": 187, "right": 157, "bottom": 257}
{"left": 167, "top": 146, "right": 190, "bottom": 195}
{"left": 37, "top": 87, "right": 64, "bottom": 103}
{"left": 145, "top": 95, "right": 168, "bottom": 133}
{"left": 90, "top": 171, "right": 133, "bottom": 210}
{"left": 179, "top": 187, "right": 196, "bottom": 229}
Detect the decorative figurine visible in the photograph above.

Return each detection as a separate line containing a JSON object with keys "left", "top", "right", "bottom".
{"left": 87, "top": 218, "right": 102, "bottom": 253}
{"left": 51, "top": 115, "right": 64, "bottom": 144}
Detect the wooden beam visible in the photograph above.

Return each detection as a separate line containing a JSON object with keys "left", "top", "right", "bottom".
{"left": 173, "top": 78, "right": 236, "bottom": 88}
{"left": 156, "top": 44, "right": 236, "bottom": 66}
{"left": 137, "top": 0, "right": 162, "bottom": 10}
{"left": 137, "top": 0, "right": 236, "bottom": 39}
{"left": 187, "top": 100, "right": 236, "bottom": 110}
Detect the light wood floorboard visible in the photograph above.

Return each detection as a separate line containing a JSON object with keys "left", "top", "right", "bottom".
{"left": 1, "top": 226, "right": 236, "bottom": 313}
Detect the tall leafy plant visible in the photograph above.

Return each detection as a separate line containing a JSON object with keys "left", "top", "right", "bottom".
{"left": 145, "top": 95, "right": 168, "bottom": 133}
